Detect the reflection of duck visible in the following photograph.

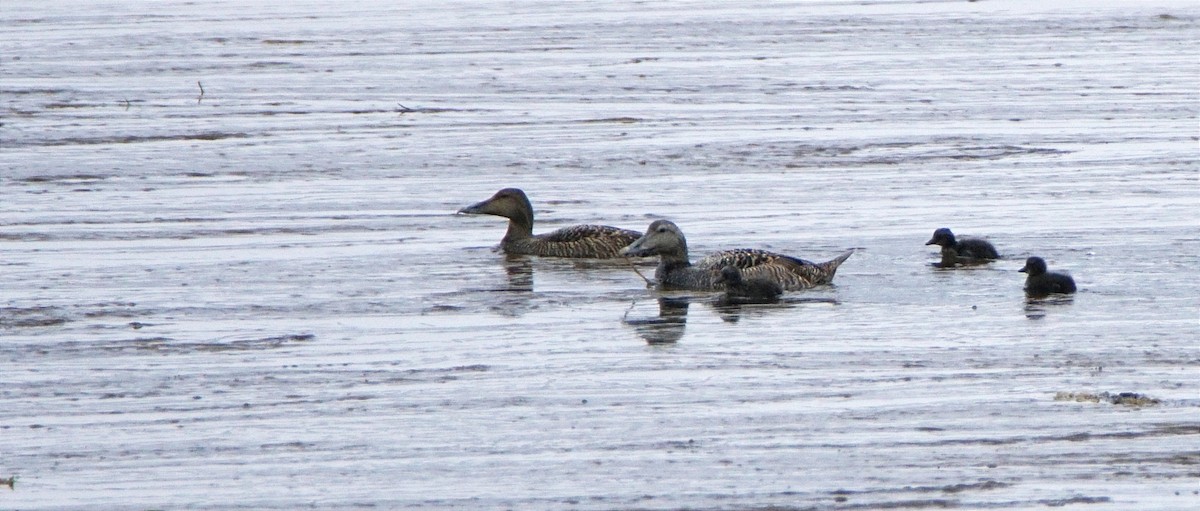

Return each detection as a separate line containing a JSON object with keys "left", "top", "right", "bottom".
{"left": 457, "top": 188, "right": 641, "bottom": 258}
{"left": 711, "top": 290, "right": 839, "bottom": 323}
{"left": 714, "top": 265, "right": 782, "bottom": 304}
{"left": 925, "top": 227, "right": 998, "bottom": 267}
{"left": 502, "top": 255, "right": 533, "bottom": 291}
{"left": 622, "top": 297, "right": 689, "bottom": 344}
{"left": 1019, "top": 256, "right": 1076, "bottom": 297}
{"left": 618, "top": 219, "right": 853, "bottom": 291}
{"left": 465, "top": 255, "right": 534, "bottom": 318}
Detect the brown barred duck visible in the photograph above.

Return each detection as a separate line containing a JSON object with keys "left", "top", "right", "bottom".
{"left": 925, "top": 227, "right": 999, "bottom": 267}
{"left": 457, "top": 188, "right": 641, "bottom": 258}
{"left": 715, "top": 265, "right": 783, "bottom": 304}
{"left": 1019, "top": 256, "right": 1077, "bottom": 297}
{"left": 618, "top": 219, "right": 853, "bottom": 291}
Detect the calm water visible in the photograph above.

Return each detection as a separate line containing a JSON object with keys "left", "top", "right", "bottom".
{"left": 2, "top": 1, "right": 1198, "bottom": 509}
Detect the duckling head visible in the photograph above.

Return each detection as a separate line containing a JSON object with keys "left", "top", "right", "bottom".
{"left": 1019, "top": 256, "right": 1048, "bottom": 276}
{"left": 925, "top": 227, "right": 956, "bottom": 247}
{"left": 714, "top": 265, "right": 743, "bottom": 286}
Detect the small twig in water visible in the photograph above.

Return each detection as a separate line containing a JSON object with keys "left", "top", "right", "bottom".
{"left": 397, "top": 103, "right": 414, "bottom": 114}
{"left": 197, "top": 81, "right": 205, "bottom": 104}
{"left": 123, "top": 97, "right": 131, "bottom": 110}
{"left": 624, "top": 257, "right": 652, "bottom": 287}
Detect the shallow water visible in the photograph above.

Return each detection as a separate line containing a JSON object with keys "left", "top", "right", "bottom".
{"left": 2, "top": 1, "right": 1198, "bottom": 509}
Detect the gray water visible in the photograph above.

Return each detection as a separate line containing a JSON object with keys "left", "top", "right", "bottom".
{"left": 2, "top": 1, "right": 1198, "bottom": 509}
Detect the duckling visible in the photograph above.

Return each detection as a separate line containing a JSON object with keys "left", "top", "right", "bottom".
{"left": 715, "top": 265, "right": 783, "bottom": 304}
{"left": 1019, "top": 256, "right": 1077, "bottom": 297}
{"left": 925, "top": 227, "right": 999, "bottom": 267}
{"left": 618, "top": 219, "right": 853, "bottom": 291}
{"left": 457, "top": 188, "right": 641, "bottom": 258}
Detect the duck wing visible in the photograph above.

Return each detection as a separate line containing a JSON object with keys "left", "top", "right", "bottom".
{"left": 539, "top": 225, "right": 640, "bottom": 244}
{"left": 741, "top": 249, "right": 854, "bottom": 290}
{"left": 695, "top": 248, "right": 814, "bottom": 270}
{"left": 521, "top": 225, "right": 642, "bottom": 258}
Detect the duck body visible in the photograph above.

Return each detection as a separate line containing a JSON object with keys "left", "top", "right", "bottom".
{"left": 458, "top": 188, "right": 641, "bottom": 258}
{"left": 926, "top": 227, "right": 999, "bottom": 266}
{"left": 1019, "top": 256, "right": 1077, "bottom": 296}
{"left": 619, "top": 219, "right": 853, "bottom": 291}
{"left": 500, "top": 224, "right": 642, "bottom": 258}
{"left": 716, "top": 265, "right": 783, "bottom": 304}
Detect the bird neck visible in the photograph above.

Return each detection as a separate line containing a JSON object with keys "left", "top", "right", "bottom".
{"left": 656, "top": 257, "right": 701, "bottom": 286}
{"left": 502, "top": 212, "right": 534, "bottom": 241}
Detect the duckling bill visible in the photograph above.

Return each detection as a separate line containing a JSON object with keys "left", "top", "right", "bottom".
{"left": 1019, "top": 256, "right": 1076, "bottom": 297}
{"left": 926, "top": 227, "right": 998, "bottom": 267}
{"left": 457, "top": 188, "right": 641, "bottom": 258}
{"left": 618, "top": 219, "right": 852, "bottom": 291}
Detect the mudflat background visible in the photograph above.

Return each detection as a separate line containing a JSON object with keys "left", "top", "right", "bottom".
{"left": 2, "top": 1, "right": 1197, "bottom": 509}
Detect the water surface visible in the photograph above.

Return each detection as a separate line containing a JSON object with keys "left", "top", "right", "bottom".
{"left": 2, "top": 1, "right": 1198, "bottom": 509}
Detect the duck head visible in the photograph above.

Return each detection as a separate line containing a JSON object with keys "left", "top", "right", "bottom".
{"left": 458, "top": 188, "right": 534, "bottom": 227}
{"left": 620, "top": 219, "right": 688, "bottom": 259}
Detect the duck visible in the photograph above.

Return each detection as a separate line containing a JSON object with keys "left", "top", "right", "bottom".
{"left": 457, "top": 188, "right": 641, "bottom": 258}
{"left": 925, "top": 227, "right": 999, "bottom": 267}
{"left": 1019, "top": 256, "right": 1077, "bottom": 296}
{"left": 715, "top": 265, "right": 783, "bottom": 304}
{"left": 618, "top": 219, "right": 853, "bottom": 291}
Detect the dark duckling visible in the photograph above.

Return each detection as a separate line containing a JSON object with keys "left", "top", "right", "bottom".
{"left": 457, "top": 188, "right": 641, "bottom": 258}
{"left": 618, "top": 219, "right": 853, "bottom": 291}
{"left": 1019, "top": 256, "right": 1077, "bottom": 297}
{"left": 925, "top": 227, "right": 999, "bottom": 267}
{"left": 715, "top": 265, "right": 783, "bottom": 304}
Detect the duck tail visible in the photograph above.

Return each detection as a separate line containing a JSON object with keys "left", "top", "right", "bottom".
{"left": 816, "top": 249, "right": 855, "bottom": 280}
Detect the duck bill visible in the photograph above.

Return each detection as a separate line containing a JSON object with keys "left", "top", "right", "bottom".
{"left": 924, "top": 238, "right": 938, "bottom": 246}
{"left": 619, "top": 236, "right": 654, "bottom": 257}
{"left": 1018, "top": 266, "right": 1028, "bottom": 273}
{"left": 456, "top": 200, "right": 489, "bottom": 215}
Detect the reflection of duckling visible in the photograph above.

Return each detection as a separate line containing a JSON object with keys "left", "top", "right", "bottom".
{"left": 925, "top": 227, "right": 998, "bottom": 267}
{"left": 457, "top": 188, "right": 641, "bottom": 258}
{"left": 715, "top": 265, "right": 782, "bottom": 304}
{"left": 1019, "top": 256, "right": 1076, "bottom": 297}
{"left": 619, "top": 219, "right": 853, "bottom": 290}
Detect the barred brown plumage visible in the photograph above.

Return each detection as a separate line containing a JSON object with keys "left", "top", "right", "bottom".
{"left": 619, "top": 219, "right": 853, "bottom": 291}
{"left": 457, "top": 188, "right": 641, "bottom": 258}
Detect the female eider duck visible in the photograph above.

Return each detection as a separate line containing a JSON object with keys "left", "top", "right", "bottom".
{"left": 1019, "top": 256, "right": 1076, "bottom": 297}
{"left": 925, "top": 227, "right": 999, "bottom": 267}
{"left": 618, "top": 219, "right": 853, "bottom": 291}
{"left": 457, "top": 188, "right": 641, "bottom": 258}
{"left": 715, "top": 265, "right": 783, "bottom": 304}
